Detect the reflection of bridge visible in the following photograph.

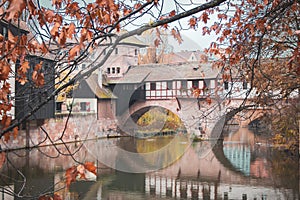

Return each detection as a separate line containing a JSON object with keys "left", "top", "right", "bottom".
{"left": 111, "top": 63, "right": 266, "bottom": 137}
{"left": 144, "top": 141, "right": 292, "bottom": 200}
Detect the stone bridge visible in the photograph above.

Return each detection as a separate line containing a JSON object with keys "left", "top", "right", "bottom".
{"left": 117, "top": 97, "right": 264, "bottom": 139}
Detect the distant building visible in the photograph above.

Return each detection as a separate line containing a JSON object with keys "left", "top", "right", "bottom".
{"left": 56, "top": 31, "right": 147, "bottom": 119}
{"left": 58, "top": 74, "right": 117, "bottom": 120}
{"left": 109, "top": 62, "right": 220, "bottom": 115}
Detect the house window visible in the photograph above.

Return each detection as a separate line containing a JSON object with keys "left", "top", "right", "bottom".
{"left": 224, "top": 81, "right": 229, "bottom": 90}
{"left": 134, "top": 49, "right": 138, "bottom": 55}
{"left": 115, "top": 48, "right": 118, "bottom": 54}
{"left": 150, "top": 82, "right": 156, "bottom": 90}
{"left": 210, "top": 80, "right": 215, "bottom": 88}
{"left": 2, "top": 26, "right": 7, "bottom": 38}
{"left": 107, "top": 68, "right": 111, "bottom": 74}
{"left": 243, "top": 81, "right": 248, "bottom": 89}
{"left": 181, "top": 80, "right": 187, "bottom": 89}
{"left": 112, "top": 67, "right": 115, "bottom": 74}
{"left": 117, "top": 67, "right": 120, "bottom": 74}
{"left": 192, "top": 80, "right": 199, "bottom": 88}
{"left": 167, "top": 81, "right": 172, "bottom": 90}
{"left": 80, "top": 102, "right": 86, "bottom": 111}
{"left": 82, "top": 64, "right": 86, "bottom": 69}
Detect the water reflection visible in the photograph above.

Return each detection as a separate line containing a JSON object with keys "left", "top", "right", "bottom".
{"left": 0, "top": 127, "right": 298, "bottom": 199}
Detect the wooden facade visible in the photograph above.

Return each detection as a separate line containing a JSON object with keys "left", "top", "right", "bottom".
{"left": 145, "top": 79, "right": 218, "bottom": 99}
{"left": 15, "top": 55, "right": 55, "bottom": 120}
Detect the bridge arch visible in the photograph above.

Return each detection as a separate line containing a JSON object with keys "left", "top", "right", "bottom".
{"left": 226, "top": 107, "right": 267, "bottom": 128}
{"left": 117, "top": 97, "right": 228, "bottom": 138}
{"left": 117, "top": 99, "right": 185, "bottom": 135}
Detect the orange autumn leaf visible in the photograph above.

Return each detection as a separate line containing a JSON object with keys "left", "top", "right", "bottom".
{"left": 2, "top": 82, "right": 11, "bottom": 94}
{"left": 193, "top": 88, "right": 201, "bottom": 97}
{"left": 34, "top": 61, "right": 43, "bottom": 71}
{"left": 50, "top": 22, "right": 61, "bottom": 38}
{"left": 18, "top": 76, "right": 28, "bottom": 85}
{"left": 4, "top": 116, "right": 11, "bottom": 128}
{"left": 0, "top": 64, "right": 11, "bottom": 80}
{"left": 58, "top": 27, "right": 67, "bottom": 46}
{"left": 134, "top": 3, "right": 142, "bottom": 10}
{"left": 123, "top": 8, "right": 132, "bottom": 16}
{"left": 84, "top": 162, "right": 97, "bottom": 175}
{"left": 171, "top": 28, "right": 183, "bottom": 44}
{"left": 44, "top": 9, "right": 55, "bottom": 24}
{"left": 67, "top": 23, "right": 76, "bottom": 39}
{"left": 0, "top": 103, "right": 12, "bottom": 112}
{"left": 39, "top": 43, "right": 48, "bottom": 54}
{"left": 69, "top": 45, "right": 81, "bottom": 61}
{"left": 86, "top": 30, "right": 93, "bottom": 42}
{"left": 1, "top": 115, "right": 7, "bottom": 126}
{"left": 32, "top": 71, "right": 44, "bottom": 87}
{"left": 169, "top": 10, "right": 176, "bottom": 17}
{"left": 65, "top": 166, "right": 78, "bottom": 189}
{"left": 189, "top": 17, "right": 197, "bottom": 29}
{"left": 27, "top": 0, "right": 37, "bottom": 16}
{"left": 52, "top": 0, "right": 63, "bottom": 9}
{"left": 5, "top": 0, "right": 26, "bottom": 21}
{"left": 20, "top": 61, "right": 30, "bottom": 73}
{"left": 200, "top": 12, "right": 209, "bottom": 24}
{"left": 8, "top": 30, "right": 17, "bottom": 43}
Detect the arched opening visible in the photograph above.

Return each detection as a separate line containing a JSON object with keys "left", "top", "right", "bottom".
{"left": 122, "top": 106, "right": 186, "bottom": 137}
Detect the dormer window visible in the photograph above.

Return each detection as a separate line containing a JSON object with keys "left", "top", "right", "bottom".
{"left": 112, "top": 67, "right": 115, "bottom": 74}
{"left": 107, "top": 68, "right": 111, "bottom": 74}
{"left": 117, "top": 67, "right": 120, "bottom": 74}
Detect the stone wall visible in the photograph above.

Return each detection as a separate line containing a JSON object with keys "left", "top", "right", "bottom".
{"left": 0, "top": 114, "right": 118, "bottom": 150}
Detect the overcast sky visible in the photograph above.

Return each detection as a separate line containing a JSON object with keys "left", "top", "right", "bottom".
{"left": 39, "top": 0, "right": 217, "bottom": 51}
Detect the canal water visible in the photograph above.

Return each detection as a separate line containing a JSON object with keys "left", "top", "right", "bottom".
{"left": 0, "top": 127, "right": 298, "bottom": 199}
